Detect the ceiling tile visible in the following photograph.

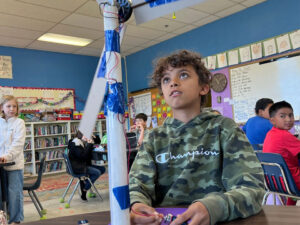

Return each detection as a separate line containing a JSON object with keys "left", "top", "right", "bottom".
{"left": 49, "top": 24, "right": 104, "bottom": 40}
{"left": 73, "top": 47, "right": 101, "bottom": 56}
{"left": 164, "top": 8, "right": 209, "bottom": 24}
{"left": 141, "top": 40, "right": 160, "bottom": 48}
{"left": 27, "top": 40, "right": 81, "bottom": 53}
{"left": 215, "top": 4, "right": 246, "bottom": 17}
{"left": 125, "top": 24, "right": 165, "bottom": 40}
{"left": 0, "top": 0, "right": 69, "bottom": 23}
{"left": 0, "top": 35, "right": 32, "bottom": 48}
{"left": 0, "top": 26, "right": 42, "bottom": 39}
{"left": 140, "top": 17, "right": 187, "bottom": 33}
{"left": 17, "top": 0, "right": 89, "bottom": 12}
{"left": 121, "top": 43, "right": 137, "bottom": 51}
{"left": 125, "top": 46, "right": 145, "bottom": 55}
{"left": 193, "top": 15, "right": 220, "bottom": 27}
{"left": 61, "top": 13, "right": 103, "bottom": 31}
{"left": 0, "top": 13, "right": 55, "bottom": 31}
{"left": 241, "top": 0, "right": 266, "bottom": 7}
{"left": 230, "top": 0, "right": 247, "bottom": 2}
{"left": 75, "top": 0, "right": 102, "bottom": 18}
{"left": 191, "top": 0, "right": 235, "bottom": 14}
{"left": 87, "top": 38, "right": 104, "bottom": 48}
{"left": 122, "top": 35, "right": 149, "bottom": 46}
{"left": 172, "top": 24, "right": 197, "bottom": 35}
{"left": 155, "top": 33, "right": 178, "bottom": 42}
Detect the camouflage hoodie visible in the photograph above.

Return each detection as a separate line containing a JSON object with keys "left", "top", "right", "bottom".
{"left": 129, "top": 112, "right": 265, "bottom": 225}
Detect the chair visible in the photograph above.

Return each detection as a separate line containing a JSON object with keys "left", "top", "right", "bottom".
{"left": 23, "top": 156, "right": 47, "bottom": 219}
{"left": 59, "top": 152, "right": 103, "bottom": 208}
{"left": 255, "top": 152, "right": 300, "bottom": 205}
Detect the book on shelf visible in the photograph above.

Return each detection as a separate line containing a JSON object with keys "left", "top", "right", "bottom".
{"left": 34, "top": 124, "right": 68, "bottom": 136}
{"left": 24, "top": 152, "right": 32, "bottom": 163}
{"left": 24, "top": 139, "right": 31, "bottom": 150}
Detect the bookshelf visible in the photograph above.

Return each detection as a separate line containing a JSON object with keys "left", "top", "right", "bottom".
{"left": 24, "top": 120, "right": 106, "bottom": 177}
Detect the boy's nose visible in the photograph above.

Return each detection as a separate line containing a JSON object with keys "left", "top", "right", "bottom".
{"left": 170, "top": 78, "right": 179, "bottom": 87}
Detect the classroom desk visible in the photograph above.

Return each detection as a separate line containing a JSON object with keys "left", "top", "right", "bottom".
{"left": 22, "top": 206, "right": 300, "bottom": 225}
{"left": 0, "top": 161, "right": 15, "bottom": 213}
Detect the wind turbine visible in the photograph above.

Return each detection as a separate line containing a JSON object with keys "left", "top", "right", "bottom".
{"left": 78, "top": 1, "right": 208, "bottom": 224}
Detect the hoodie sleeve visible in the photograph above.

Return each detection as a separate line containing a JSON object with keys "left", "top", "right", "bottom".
{"left": 4, "top": 119, "right": 26, "bottom": 161}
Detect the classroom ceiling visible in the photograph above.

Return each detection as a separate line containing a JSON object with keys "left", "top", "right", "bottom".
{"left": 0, "top": 0, "right": 266, "bottom": 57}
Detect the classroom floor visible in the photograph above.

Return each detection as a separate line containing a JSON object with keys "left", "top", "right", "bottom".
{"left": 23, "top": 173, "right": 110, "bottom": 223}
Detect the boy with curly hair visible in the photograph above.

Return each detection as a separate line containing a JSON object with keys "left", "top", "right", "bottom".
{"left": 129, "top": 50, "right": 265, "bottom": 225}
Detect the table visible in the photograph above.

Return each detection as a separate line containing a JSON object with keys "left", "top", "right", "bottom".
{"left": 0, "top": 161, "right": 15, "bottom": 213}
{"left": 22, "top": 206, "right": 300, "bottom": 225}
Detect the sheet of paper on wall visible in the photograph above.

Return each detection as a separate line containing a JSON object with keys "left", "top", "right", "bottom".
{"left": 276, "top": 34, "right": 291, "bottom": 53}
{"left": 202, "top": 57, "right": 208, "bottom": 68}
{"left": 132, "top": 92, "right": 152, "bottom": 118}
{"left": 251, "top": 42, "right": 262, "bottom": 60}
{"left": 132, "top": 0, "right": 207, "bottom": 24}
{"left": 239, "top": 46, "right": 251, "bottom": 63}
{"left": 217, "top": 53, "right": 227, "bottom": 68}
{"left": 290, "top": 29, "right": 300, "bottom": 49}
{"left": 207, "top": 55, "right": 216, "bottom": 70}
{"left": 263, "top": 38, "right": 277, "bottom": 56}
{"left": 0, "top": 56, "right": 12, "bottom": 79}
{"left": 228, "top": 50, "right": 239, "bottom": 66}
{"left": 0, "top": 86, "right": 13, "bottom": 99}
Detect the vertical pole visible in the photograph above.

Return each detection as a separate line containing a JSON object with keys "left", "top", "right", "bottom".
{"left": 102, "top": 3, "right": 130, "bottom": 225}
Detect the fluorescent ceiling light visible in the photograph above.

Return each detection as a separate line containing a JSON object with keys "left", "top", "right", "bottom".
{"left": 38, "top": 33, "right": 92, "bottom": 46}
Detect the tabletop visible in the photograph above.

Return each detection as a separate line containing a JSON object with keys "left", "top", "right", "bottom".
{"left": 22, "top": 205, "right": 300, "bottom": 225}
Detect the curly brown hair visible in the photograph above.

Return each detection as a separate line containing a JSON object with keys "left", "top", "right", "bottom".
{"left": 151, "top": 50, "right": 211, "bottom": 106}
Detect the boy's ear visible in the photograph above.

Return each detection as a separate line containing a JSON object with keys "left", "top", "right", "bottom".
{"left": 199, "top": 84, "right": 210, "bottom": 95}
{"left": 270, "top": 117, "right": 276, "bottom": 126}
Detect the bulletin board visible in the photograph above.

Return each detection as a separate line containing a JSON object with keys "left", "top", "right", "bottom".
{"left": 229, "top": 50, "right": 300, "bottom": 123}
{"left": 0, "top": 86, "right": 75, "bottom": 111}
{"left": 128, "top": 88, "right": 173, "bottom": 128}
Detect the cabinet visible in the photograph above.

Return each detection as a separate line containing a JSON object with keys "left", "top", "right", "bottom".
{"left": 24, "top": 120, "right": 106, "bottom": 177}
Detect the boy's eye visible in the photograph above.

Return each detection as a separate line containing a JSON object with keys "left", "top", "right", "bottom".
{"left": 180, "top": 72, "right": 189, "bottom": 79}
{"left": 162, "top": 77, "right": 170, "bottom": 84}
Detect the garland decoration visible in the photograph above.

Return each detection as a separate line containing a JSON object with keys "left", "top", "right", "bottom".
{"left": 19, "top": 91, "right": 73, "bottom": 107}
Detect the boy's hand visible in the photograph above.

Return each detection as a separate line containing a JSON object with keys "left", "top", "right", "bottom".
{"left": 130, "top": 203, "right": 163, "bottom": 225}
{"left": 170, "top": 202, "right": 210, "bottom": 225}
{"left": 130, "top": 125, "right": 137, "bottom": 132}
{"left": 137, "top": 124, "right": 144, "bottom": 131}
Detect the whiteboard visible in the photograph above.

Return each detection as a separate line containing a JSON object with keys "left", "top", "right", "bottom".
{"left": 230, "top": 54, "right": 300, "bottom": 123}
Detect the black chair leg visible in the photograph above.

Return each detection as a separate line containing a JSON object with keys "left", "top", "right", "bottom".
{"left": 32, "top": 190, "right": 45, "bottom": 213}
{"left": 28, "top": 190, "right": 44, "bottom": 218}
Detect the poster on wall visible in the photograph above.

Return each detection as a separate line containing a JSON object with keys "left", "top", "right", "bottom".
{"left": 0, "top": 56, "right": 12, "bottom": 79}
{"left": 130, "top": 92, "right": 152, "bottom": 118}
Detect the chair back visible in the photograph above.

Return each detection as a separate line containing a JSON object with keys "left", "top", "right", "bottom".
{"left": 63, "top": 152, "right": 76, "bottom": 176}
{"left": 32, "top": 156, "right": 46, "bottom": 190}
{"left": 256, "top": 152, "right": 300, "bottom": 196}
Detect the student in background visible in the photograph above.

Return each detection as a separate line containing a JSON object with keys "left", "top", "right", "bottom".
{"left": 130, "top": 113, "right": 148, "bottom": 147}
{"left": 68, "top": 131, "right": 101, "bottom": 201}
{"left": 263, "top": 101, "right": 300, "bottom": 205}
{"left": 0, "top": 95, "right": 26, "bottom": 225}
{"left": 129, "top": 50, "right": 265, "bottom": 225}
{"left": 87, "top": 134, "right": 106, "bottom": 198}
{"left": 243, "top": 98, "right": 274, "bottom": 150}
